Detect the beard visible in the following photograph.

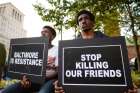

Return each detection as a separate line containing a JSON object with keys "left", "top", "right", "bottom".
{"left": 82, "top": 28, "right": 92, "bottom": 32}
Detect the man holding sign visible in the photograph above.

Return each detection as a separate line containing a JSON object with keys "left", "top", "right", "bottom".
{"left": 2, "top": 26, "right": 58, "bottom": 93}
{"left": 54, "top": 10, "right": 137, "bottom": 93}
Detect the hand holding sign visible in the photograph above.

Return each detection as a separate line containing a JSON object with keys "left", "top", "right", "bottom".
{"left": 20, "top": 75, "right": 31, "bottom": 88}
{"left": 54, "top": 80, "right": 65, "bottom": 93}
{"left": 124, "top": 89, "right": 137, "bottom": 93}
{"left": 47, "top": 56, "right": 56, "bottom": 64}
{"left": 124, "top": 83, "right": 138, "bottom": 93}
{"left": 125, "top": 89, "right": 137, "bottom": 93}
{"left": 46, "top": 56, "right": 57, "bottom": 79}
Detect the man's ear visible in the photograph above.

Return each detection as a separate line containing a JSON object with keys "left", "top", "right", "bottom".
{"left": 51, "top": 35, "right": 55, "bottom": 40}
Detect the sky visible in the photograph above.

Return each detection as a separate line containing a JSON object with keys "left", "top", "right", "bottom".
{"left": 0, "top": 0, "right": 75, "bottom": 45}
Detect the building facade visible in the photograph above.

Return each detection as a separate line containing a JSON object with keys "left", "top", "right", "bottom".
{"left": 0, "top": 2, "right": 26, "bottom": 52}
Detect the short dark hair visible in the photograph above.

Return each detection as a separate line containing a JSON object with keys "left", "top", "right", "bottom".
{"left": 43, "top": 26, "right": 56, "bottom": 38}
{"left": 76, "top": 10, "right": 95, "bottom": 25}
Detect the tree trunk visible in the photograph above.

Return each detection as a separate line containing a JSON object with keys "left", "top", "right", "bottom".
{"left": 60, "top": 25, "right": 63, "bottom": 40}
{"left": 127, "top": 3, "right": 140, "bottom": 71}
{"left": 0, "top": 67, "right": 2, "bottom": 81}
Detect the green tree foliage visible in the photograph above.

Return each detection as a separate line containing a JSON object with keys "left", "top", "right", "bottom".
{"left": 33, "top": 0, "right": 122, "bottom": 36}
{"left": 121, "top": 0, "right": 140, "bottom": 71}
{"left": 0, "top": 43, "right": 6, "bottom": 80}
{"left": 102, "top": 10, "right": 121, "bottom": 36}
{"left": 33, "top": 0, "right": 140, "bottom": 70}
{"left": 0, "top": 43, "right": 6, "bottom": 66}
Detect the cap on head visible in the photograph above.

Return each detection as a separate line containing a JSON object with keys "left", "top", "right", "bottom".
{"left": 76, "top": 10, "right": 95, "bottom": 25}
{"left": 42, "top": 26, "right": 56, "bottom": 38}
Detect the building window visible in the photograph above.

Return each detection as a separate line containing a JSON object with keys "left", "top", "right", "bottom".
{"left": 15, "top": 11, "right": 17, "bottom": 19}
{"left": 20, "top": 15, "right": 21, "bottom": 21}
{"left": 2, "top": 7, "right": 5, "bottom": 14}
{"left": 12, "top": 9, "right": 15, "bottom": 17}
{"left": 0, "top": 7, "right": 1, "bottom": 14}
{"left": 17, "top": 13, "right": 19, "bottom": 20}
{"left": 0, "top": 7, "right": 5, "bottom": 14}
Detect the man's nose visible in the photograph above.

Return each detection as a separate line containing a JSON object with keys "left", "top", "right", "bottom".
{"left": 81, "top": 19, "right": 86, "bottom": 24}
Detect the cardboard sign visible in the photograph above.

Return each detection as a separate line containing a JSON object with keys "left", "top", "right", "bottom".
{"left": 59, "top": 36, "right": 132, "bottom": 93}
{"left": 8, "top": 37, "right": 48, "bottom": 84}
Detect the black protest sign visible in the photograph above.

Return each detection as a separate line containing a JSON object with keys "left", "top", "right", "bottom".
{"left": 64, "top": 46, "right": 125, "bottom": 85}
{"left": 8, "top": 37, "right": 48, "bottom": 84}
{"left": 59, "top": 37, "right": 132, "bottom": 93}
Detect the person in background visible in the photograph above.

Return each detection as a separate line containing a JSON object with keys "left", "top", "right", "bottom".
{"left": 2, "top": 26, "right": 58, "bottom": 93}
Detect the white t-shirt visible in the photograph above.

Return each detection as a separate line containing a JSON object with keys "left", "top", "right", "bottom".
{"left": 48, "top": 46, "right": 58, "bottom": 66}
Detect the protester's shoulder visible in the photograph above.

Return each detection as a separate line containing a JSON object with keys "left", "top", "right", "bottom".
{"left": 53, "top": 45, "right": 58, "bottom": 49}
{"left": 51, "top": 45, "right": 58, "bottom": 51}
{"left": 48, "top": 45, "right": 58, "bottom": 56}
{"left": 94, "top": 31, "right": 109, "bottom": 38}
